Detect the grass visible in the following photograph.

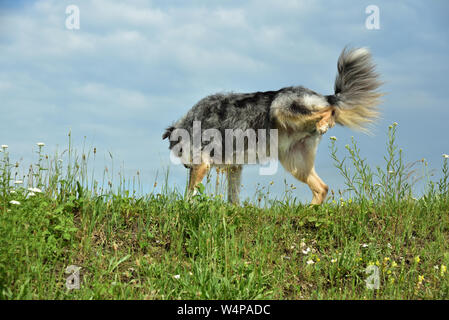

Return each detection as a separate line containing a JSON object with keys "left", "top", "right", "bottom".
{"left": 1, "top": 124, "right": 449, "bottom": 300}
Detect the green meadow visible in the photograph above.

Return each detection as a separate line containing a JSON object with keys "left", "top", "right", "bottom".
{"left": 1, "top": 124, "right": 448, "bottom": 299}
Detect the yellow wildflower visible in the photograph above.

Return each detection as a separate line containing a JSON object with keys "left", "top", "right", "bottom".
{"left": 441, "top": 265, "right": 447, "bottom": 276}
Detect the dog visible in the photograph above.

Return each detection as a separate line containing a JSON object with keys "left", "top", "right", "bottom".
{"left": 163, "top": 47, "right": 382, "bottom": 204}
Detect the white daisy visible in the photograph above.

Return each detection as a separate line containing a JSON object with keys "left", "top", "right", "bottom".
{"left": 306, "top": 259, "right": 315, "bottom": 265}
{"left": 9, "top": 200, "right": 21, "bottom": 205}
{"left": 37, "top": 142, "right": 45, "bottom": 147}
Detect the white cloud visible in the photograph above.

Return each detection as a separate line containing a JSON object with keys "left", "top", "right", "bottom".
{"left": 0, "top": 0, "right": 448, "bottom": 199}
{"left": 72, "top": 82, "right": 151, "bottom": 111}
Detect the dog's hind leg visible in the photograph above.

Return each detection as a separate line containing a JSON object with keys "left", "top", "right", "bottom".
{"left": 288, "top": 167, "right": 328, "bottom": 205}
{"left": 280, "top": 134, "right": 328, "bottom": 205}
{"left": 305, "top": 168, "right": 328, "bottom": 205}
{"left": 316, "top": 107, "right": 336, "bottom": 135}
{"left": 226, "top": 165, "right": 243, "bottom": 204}
{"left": 187, "top": 163, "right": 210, "bottom": 195}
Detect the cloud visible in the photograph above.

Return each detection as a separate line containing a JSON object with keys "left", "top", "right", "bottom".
{"left": 0, "top": 0, "right": 448, "bottom": 200}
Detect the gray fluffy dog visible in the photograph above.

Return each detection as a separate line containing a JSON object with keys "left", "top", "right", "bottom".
{"left": 163, "top": 47, "right": 382, "bottom": 204}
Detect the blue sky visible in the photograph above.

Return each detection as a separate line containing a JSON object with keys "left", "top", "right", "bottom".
{"left": 1, "top": 0, "right": 448, "bottom": 202}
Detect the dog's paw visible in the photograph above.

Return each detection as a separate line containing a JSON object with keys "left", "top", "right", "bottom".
{"left": 317, "top": 123, "right": 329, "bottom": 135}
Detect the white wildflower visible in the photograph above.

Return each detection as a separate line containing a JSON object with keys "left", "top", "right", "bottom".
{"left": 28, "top": 192, "right": 36, "bottom": 197}
{"left": 37, "top": 142, "right": 45, "bottom": 147}
{"left": 1, "top": 145, "right": 8, "bottom": 149}
{"left": 28, "top": 187, "right": 42, "bottom": 193}
{"left": 302, "top": 247, "right": 311, "bottom": 255}
{"left": 10, "top": 190, "right": 16, "bottom": 194}
{"left": 331, "top": 258, "right": 337, "bottom": 263}
{"left": 306, "top": 259, "right": 315, "bottom": 265}
{"left": 9, "top": 200, "right": 21, "bottom": 205}
{"left": 361, "top": 243, "right": 369, "bottom": 248}
{"left": 14, "top": 180, "right": 23, "bottom": 184}
{"left": 443, "top": 154, "right": 449, "bottom": 159}
{"left": 173, "top": 274, "right": 181, "bottom": 279}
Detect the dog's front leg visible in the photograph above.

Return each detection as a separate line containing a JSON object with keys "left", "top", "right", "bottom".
{"left": 226, "top": 165, "right": 243, "bottom": 204}
{"left": 187, "top": 163, "right": 210, "bottom": 196}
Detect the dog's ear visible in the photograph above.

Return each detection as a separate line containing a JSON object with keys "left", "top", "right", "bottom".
{"left": 162, "top": 126, "right": 175, "bottom": 140}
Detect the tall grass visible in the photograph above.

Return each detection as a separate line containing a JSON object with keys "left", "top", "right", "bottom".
{"left": 0, "top": 124, "right": 448, "bottom": 300}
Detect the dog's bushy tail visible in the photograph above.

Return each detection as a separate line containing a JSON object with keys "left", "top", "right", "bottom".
{"left": 331, "top": 47, "right": 383, "bottom": 132}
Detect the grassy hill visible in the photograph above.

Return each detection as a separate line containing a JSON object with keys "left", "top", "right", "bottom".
{"left": 1, "top": 125, "right": 448, "bottom": 299}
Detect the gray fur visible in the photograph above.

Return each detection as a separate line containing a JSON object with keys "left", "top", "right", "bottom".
{"left": 162, "top": 47, "right": 383, "bottom": 195}
{"left": 170, "top": 87, "right": 321, "bottom": 133}
{"left": 163, "top": 86, "right": 327, "bottom": 162}
{"left": 332, "top": 47, "right": 383, "bottom": 130}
